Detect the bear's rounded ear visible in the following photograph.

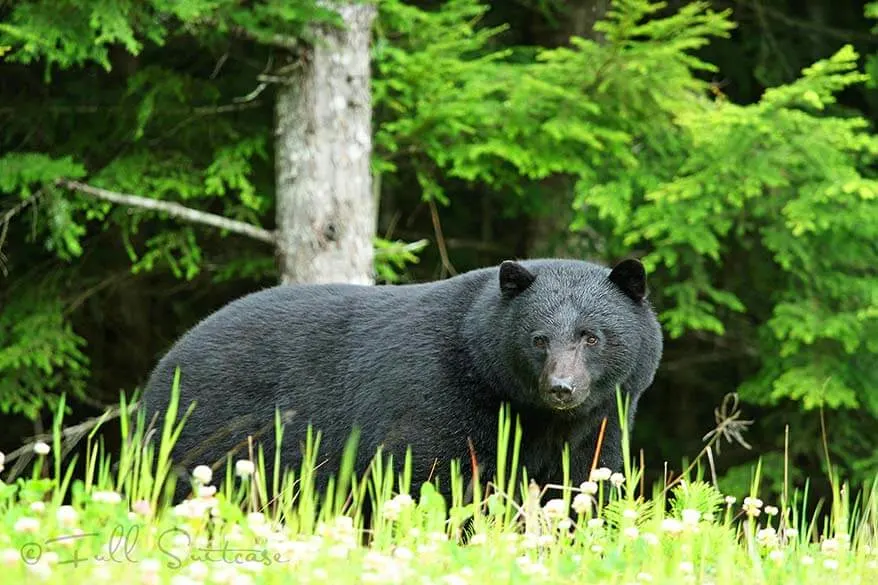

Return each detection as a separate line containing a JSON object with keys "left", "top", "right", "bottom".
{"left": 499, "top": 260, "right": 536, "bottom": 299}
{"left": 609, "top": 258, "right": 647, "bottom": 302}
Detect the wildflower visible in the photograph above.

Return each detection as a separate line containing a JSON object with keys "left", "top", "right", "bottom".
{"left": 587, "top": 518, "right": 604, "bottom": 529}
{"left": 681, "top": 509, "right": 700, "bottom": 526}
{"left": 393, "top": 546, "right": 414, "bottom": 561}
{"left": 768, "top": 549, "right": 784, "bottom": 564}
{"left": 132, "top": 500, "right": 153, "bottom": 517}
{"left": 590, "top": 543, "right": 604, "bottom": 554}
{"left": 589, "top": 467, "right": 612, "bottom": 482}
{"left": 579, "top": 481, "right": 598, "bottom": 495}
{"left": 724, "top": 495, "right": 737, "bottom": 505}
{"left": 188, "top": 561, "right": 209, "bottom": 581}
{"left": 702, "top": 512, "right": 715, "bottom": 523}
{"left": 14, "top": 517, "right": 40, "bottom": 533}
{"left": 866, "top": 560, "right": 877, "bottom": 570}
{"left": 33, "top": 442, "right": 51, "bottom": 456}
{"left": 543, "top": 498, "right": 568, "bottom": 520}
{"left": 756, "top": 527, "right": 778, "bottom": 549}
{"left": 660, "top": 518, "right": 684, "bottom": 535}
{"left": 557, "top": 518, "right": 573, "bottom": 531}
{"left": 235, "top": 459, "right": 256, "bottom": 478}
{"left": 192, "top": 465, "right": 213, "bottom": 485}
{"left": 623, "top": 508, "right": 638, "bottom": 521}
{"left": 764, "top": 505, "right": 779, "bottom": 517}
{"left": 821, "top": 538, "right": 841, "bottom": 554}
{"left": 0, "top": 451, "right": 5, "bottom": 473}
{"left": 382, "top": 499, "right": 401, "bottom": 521}
{"left": 609, "top": 472, "right": 625, "bottom": 488}
{"left": 572, "top": 493, "right": 593, "bottom": 515}
{"left": 742, "top": 497, "right": 763, "bottom": 517}
{"left": 641, "top": 532, "right": 660, "bottom": 546}
{"left": 2, "top": 548, "right": 20, "bottom": 566}
{"left": 783, "top": 527, "right": 798, "bottom": 539}
{"left": 30, "top": 501, "right": 46, "bottom": 514}
{"left": 822, "top": 558, "right": 839, "bottom": 571}
{"left": 800, "top": 555, "right": 814, "bottom": 566}
{"left": 623, "top": 526, "right": 639, "bottom": 540}
{"left": 637, "top": 573, "right": 654, "bottom": 583}
{"left": 678, "top": 561, "right": 694, "bottom": 574}
{"left": 197, "top": 485, "right": 216, "bottom": 499}
{"left": 26, "top": 559, "right": 53, "bottom": 579}
{"left": 56, "top": 505, "right": 78, "bottom": 526}
{"left": 92, "top": 490, "right": 123, "bottom": 505}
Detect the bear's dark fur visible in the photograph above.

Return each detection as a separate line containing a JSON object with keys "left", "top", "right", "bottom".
{"left": 142, "top": 258, "right": 662, "bottom": 503}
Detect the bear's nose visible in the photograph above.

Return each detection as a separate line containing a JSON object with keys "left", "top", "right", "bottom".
{"left": 548, "top": 377, "right": 575, "bottom": 399}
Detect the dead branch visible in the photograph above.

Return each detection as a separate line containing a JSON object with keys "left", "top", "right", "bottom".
{"left": 57, "top": 179, "right": 277, "bottom": 246}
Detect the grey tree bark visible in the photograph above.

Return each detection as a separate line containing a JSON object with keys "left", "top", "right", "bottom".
{"left": 274, "top": 3, "right": 377, "bottom": 285}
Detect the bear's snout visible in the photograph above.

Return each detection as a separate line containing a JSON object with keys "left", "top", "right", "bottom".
{"left": 540, "top": 348, "right": 591, "bottom": 410}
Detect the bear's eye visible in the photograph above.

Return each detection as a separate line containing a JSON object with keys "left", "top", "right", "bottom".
{"left": 583, "top": 333, "right": 599, "bottom": 346}
{"left": 532, "top": 335, "right": 548, "bottom": 349}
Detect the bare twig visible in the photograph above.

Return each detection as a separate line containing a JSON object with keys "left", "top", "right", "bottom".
{"left": 0, "top": 189, "right": 44, "bottom": 274}
{"left": 428, "top": 199, "right": 457, "bottom": 278}
{"left": 4, "top": 404, "right": 127, "bottom": 480}
{"left": 57, "top": 179, "right": 277, "bottom": 246}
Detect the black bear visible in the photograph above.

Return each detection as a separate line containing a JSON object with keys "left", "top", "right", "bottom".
{"left": 142, "top": 258, "right": 662, "bottom": 504}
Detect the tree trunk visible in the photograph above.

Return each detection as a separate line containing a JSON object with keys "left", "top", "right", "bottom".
{"left": 274, "top": 3, "right": 377, "bottom": 285}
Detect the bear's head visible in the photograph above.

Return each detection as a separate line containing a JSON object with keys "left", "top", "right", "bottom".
{"left": 495, "top": 258, "right": 659, "bottom": 414}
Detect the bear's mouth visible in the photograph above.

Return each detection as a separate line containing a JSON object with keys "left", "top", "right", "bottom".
{"left": 543, "top": 389, "right": 588, "bottom": 411}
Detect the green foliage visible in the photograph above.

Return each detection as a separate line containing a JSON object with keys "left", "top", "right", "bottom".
{"left": 0, "top": 280, "right": 88, "bottom": 418}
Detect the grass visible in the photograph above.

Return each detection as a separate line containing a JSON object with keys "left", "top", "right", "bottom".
{"left": 0, "top": 380, "right": 876, "bottom": 585}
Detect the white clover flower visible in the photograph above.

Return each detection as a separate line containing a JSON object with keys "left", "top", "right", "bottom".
{"left": 590, "top": 543, "right": 604, "bottom": 554}
{"left": 557, "top": 518, "right": 573, "bottom": 532}
{"left": 678, "top": 561, "right": 694, "bottom": 574}
{"left": 382, "top": 499, "right": 401, "bottom": 521}
{"left": 0, "top": 451, "right": 5, "bottom": 472}
{"left": 543, "top": 498, "right": 568, "bottom": 520}
{"left": 572, "top": 493, "right": 593, "bottom": 515}
{"left": 800, "top": 555, "right": 814, "bottom": 566}
{"left": 743, "top": 497, "right": 763, "bottom": 517}
{"left": 197, "top": 485, "right": 217, "bottom": 499}
{"left": 579, "top": 481, "right": 599, "bottom": 495}
{"left": 609, "top": 472, "right": 625, "bottom": 487}
{"left": 56, "top": 505, "right": 78, "bottom": 526}
{"left": 92, "top": 490, "right": 123, "bottom": 505}
{"left": 587, "top": 518, "right": 604, "bottom": 529}
{"left": 33, "top": 442, "right": 51, "bottom": 456}
{"left": 783, "top": 527, "right": 799, "bottom": 539}
{"left": 132, "top": 500, "right": 153, "bottom": 517}
{"left": 823, "top": 558, "right": 839, "bottom": 571}
{"left": 641, "top": 532, "right": 660, "bottom": 546}
{"left": 756, "top": 527, "right": 778, "bottom": 549}
{"left": 14, "top": 516, "right": 40, "bottom": 533}
{"left": 637, "top": 572, "right": 654, "bottom": 583}
{"left": 235, "top": 459, "right": 255, "bottom": 477}
{"left": 394, "top": 493, "right": 414, "bottom": 508}
{"left": 623, "top": 526, "right": 639, "bottom": 540}
{"left": 589, "top": 467, "right": 612, "bottom": 482}
{"left": 768, "top": 549, "right": 784, "bottom": 564}
{"left": 623, "top": 508, "right": 638, "bottom": 521}
{"left": 1, "top": 548, "right": 20, "bottom": 566}
{"left": 661, "top": 518, "right": 684, "bottom": 535}
{"left": 681, "top": 509, "right": 700, "bottom": 525}
{"left": 188, "top": 561, "right": 209, "bottom": 581}
{"left": 702, "top": 512, "right": 715, "bottom": 523}
{"left": 393, "top": 546, "right": 414, "bottom": 561}
{"left": 764, "top": 505, "right": 779, "bottom": 517}
{"left": 822, "top": 538, "right": 841, "bottom": 554}
{"left": 724, "top": 495, "right": 737, "bottom": 505}
{"left": 30, "top": 501, "right": 46, "bottom": 514}
{"left": 192, "top": 465, "right": 213, "bottom": 485}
